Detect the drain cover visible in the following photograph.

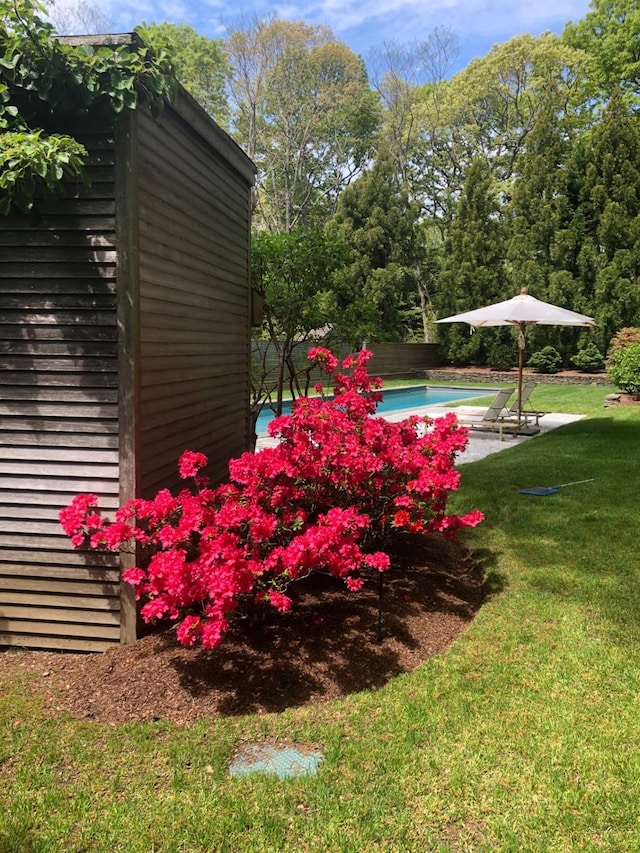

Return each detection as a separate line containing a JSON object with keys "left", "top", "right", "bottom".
{"left": 229, "top": 742, "right": 323, "bottom": 779}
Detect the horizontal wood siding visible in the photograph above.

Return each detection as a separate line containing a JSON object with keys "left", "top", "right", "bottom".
{"left": 136, "top": 106, "right": 253, "bottom": 493}
{"left": 366, "top": 343, "right": 441, "bottom": 375}
{"left": 0, "top": 126, "right": 121, "bottom": 651}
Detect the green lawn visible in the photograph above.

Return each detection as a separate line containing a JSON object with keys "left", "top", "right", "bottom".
{"left": 1, "top": 388, "right": 639, "bottom": 852}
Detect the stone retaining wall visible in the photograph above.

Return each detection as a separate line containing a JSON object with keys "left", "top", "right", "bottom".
{"left": 418, "top": 369, "right": 612, "bottom": 387}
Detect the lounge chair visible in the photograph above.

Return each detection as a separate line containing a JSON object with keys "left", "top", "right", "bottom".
{"left": 507, "top": 380, "right": 546, "bottom": 426}
{"left": 454, "top": 388, "right": 538, "bottom": 440}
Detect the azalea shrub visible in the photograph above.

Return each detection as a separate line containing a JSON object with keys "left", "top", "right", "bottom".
{"left": 60, "top": 348, "right": 483, "bottom": 649}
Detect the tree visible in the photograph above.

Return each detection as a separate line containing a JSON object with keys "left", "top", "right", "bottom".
{"left": 368, "top": 28, "right": 459, "bottom": 191}
{"left": 435, "top": 158, "right": 510, "bottom": 365}
{"left": 505, "top": 98, "right": 587, "bottom": 358}
{"left": 226, "top": 17, "right": 381, "bottom": 232}
{"left": 137, "top": 22, "right": 229, "bottom": 126}
{"left": 563, "top": 0, "right": 640, "bottom": 104}
{"left": 250, "top": 228, "right": 347, "bottom": 427}
{"left": 327, "top": 151, "right": 427, "bottom": 346}
{"left": 0, "top": 0, "right": 176, "bottom": 214}
{"left": 568, "top": 88, "right": 640, "bottom": 351}
{"left": 411, "top": 33, "right": 589, "bottom": 233}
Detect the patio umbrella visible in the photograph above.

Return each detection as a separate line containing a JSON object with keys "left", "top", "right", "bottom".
{"left": 435, "top": 288, "right": 596, "bottom": 422}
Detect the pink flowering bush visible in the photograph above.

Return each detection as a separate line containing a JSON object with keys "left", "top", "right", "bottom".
{"left": 60, "top": 348, "right": 483, "bottom": 649}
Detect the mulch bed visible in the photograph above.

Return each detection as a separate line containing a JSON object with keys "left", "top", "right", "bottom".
{"left": 0, "top": 533, "right": 485, "bottom": 726}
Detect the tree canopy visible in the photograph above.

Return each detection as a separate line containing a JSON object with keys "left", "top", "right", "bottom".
{"left": 4, "top": 0, "right": 640, "bottom": 363}
{"left": 136, "top": 22, "right": 229, "bottom": 126}
{"left": 226, "top": 18, "right": 381, "bottom": 232}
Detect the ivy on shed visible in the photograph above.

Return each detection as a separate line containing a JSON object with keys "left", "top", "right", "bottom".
{"left": 0, "top": 0, "right": 178, "bottom": 213}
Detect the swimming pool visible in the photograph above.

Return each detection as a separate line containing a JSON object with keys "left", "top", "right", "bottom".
{"left": 255, "top": 385, "right": 494, "bottom": 435}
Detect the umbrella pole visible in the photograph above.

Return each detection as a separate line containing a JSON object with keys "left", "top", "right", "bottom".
{"left": 517, "top": 323, "right": 525, "bottom": 422}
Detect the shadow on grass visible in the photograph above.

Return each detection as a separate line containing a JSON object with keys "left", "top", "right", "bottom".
{"left": 461, "top": 411, "right": 640, "bottom": 640}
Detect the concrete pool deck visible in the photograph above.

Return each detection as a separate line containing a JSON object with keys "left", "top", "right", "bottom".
{"left": 255, "top": 406, "right": 584, "bottom": 465}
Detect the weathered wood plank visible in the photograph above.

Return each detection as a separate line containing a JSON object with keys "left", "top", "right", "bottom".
{"left": 0, "top": 575, "right": 120, "bottom": 610}
{"left": 138, "top": 312, "right": 246, "bottom": 337}
{"left": 138, "top": 111, "right": 251, "bottom": 216}
{"left": 0, "top": 547, "right": 117, "bottom": 567}
{"left": 0, "top": 619, "right": 120, "bottom": 640}
{"left": 0, "top": 633, "right": 117, "bottom": 652}
{"left": 2, "top": 294, "right": 116, "bottom": 310}
{"left": 20, "top": 199, "right": 116, "bottom": 216}
{"left": 0, "top": 403, "right": 119, "bottom": 420}
{"left": 0, "top": 432, "right": 118, "bottom": 450}
{"left": 1, "top": 248, "right": 117, "bottom": 264}
{"left": 0, "top": 323, "right": 117, "bottom": 342}
{"left": 1, "top": 605, "right": 120, "bottom": 626}
{"left": 138, "top": 196, "right": 249, "bottom": 264}
{"left": 0, "top": 231, "right": 116, "bottom": 248}
{"left": 139, "top": 359, "right": 246, "bottom": 384}
{"left": 0, "top": 417, "right": 118, "bottom": 434}
{"left": 1, "top": 363, "right": 116, "bottom": 381}
{"left": 0, "top": 263, "right": 116, "bottom": 279}
{"left": 0, "top": 340, "right": 117, "bottom": 358}
{"left": 0, "top": 497, "right": 118, "bottom": 519}
{"left": 0, "top": 563, "right": 120, "bottom": 581}
{"left": 2, "top": 215, "right": 117, "bottom": 232}
{"left": 1, "top": 370, "right": 117, "bottom": 387}
{"left": 0, "top": 460, "right": 119, "bottom": 478}
{"left": 0, "top": 476, "right": 119, "bottom": 495}
{"left": 1, "top": 445, "right": 118, "bottom": 464}
{"left": 0, "top": 359, "right": 117, "bottom": 376}
{"left": 0, "top": 535, "right": 105, "bottom": 552}
{"left": 1, "top": 309, "right": 116, "bottom": 325}
{"left": 139, "top": 250, "right": 248, "bottom": 293}
{"left": 1, "top": 519, "right": 93, "bottom": 536}
{"left": 1, "top": 387, "right": 118, "bottom": 404}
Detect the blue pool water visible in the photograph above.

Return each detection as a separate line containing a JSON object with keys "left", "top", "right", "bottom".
{"left": 255, "top": 385, "right": 491, "bottom": 435}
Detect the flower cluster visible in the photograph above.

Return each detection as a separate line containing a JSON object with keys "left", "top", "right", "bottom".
{"left": 60, "top": 348, "right": 483, "bottom": 649}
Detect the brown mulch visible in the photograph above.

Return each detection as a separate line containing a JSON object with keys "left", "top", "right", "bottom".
{"left": 0, "top": 534, "right": 486, "bottom": 726}
{"left": 616, "top": 393, "right": 640, "bottom": 406}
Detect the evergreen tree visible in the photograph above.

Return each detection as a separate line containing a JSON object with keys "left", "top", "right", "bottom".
{"left": 435, "top": 158, "right": 510, "bottom": 365}
{"left": 506, "top": 102, "right": 585, "bottom": 358}
{"left": 569, "top": 88, "right": 640, "bottom": 350}
{"left": 327, "top": 151, "right": 425, "bottom": 346}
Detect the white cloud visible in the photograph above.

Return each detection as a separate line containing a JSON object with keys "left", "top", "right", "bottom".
{"left": 106, "top": 0, "right": 592, "bottom": 68}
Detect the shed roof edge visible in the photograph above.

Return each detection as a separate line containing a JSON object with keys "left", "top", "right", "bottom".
{"left": 56, "top": 32, "right": 257, "bottom": 186}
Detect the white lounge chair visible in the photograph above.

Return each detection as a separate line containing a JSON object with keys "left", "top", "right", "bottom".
{"left": 507, "top": 381, "right": 546, "bottom": 426}
{"left": 455, "top": 388, "right": 538, "bottom": 440}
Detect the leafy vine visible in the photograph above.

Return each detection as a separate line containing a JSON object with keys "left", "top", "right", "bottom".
{"left": 0, "top": 0, "right": 178, "bottom": 213}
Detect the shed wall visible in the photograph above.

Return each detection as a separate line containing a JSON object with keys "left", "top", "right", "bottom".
{"left": 0, "top": 126, "right": 122, "bottom": 651}
{"left": 135, "top": 104, "right": 253, "bottom": 493}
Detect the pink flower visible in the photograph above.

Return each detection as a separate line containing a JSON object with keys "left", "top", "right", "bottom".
{"left": 176, "top": 615, "right": 202, "bottom": 646}
{"left": 365, "top": 552, "right": 391, "bottom": 572}
{"left": 178, "top": 450, "right": 208, "bottom": 480}
{"left": 268, "top": 590, "right": 293, "bottom": 612}
{"left": 59, "top": 347, "right": 483, "bottom": 649}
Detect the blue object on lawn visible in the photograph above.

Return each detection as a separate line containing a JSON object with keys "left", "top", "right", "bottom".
{"left": 518, "top": 477, "right": 599, "bottom": 497}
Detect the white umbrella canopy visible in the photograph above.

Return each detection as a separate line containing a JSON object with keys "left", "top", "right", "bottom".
{"left": 435, "top": 288, "right": 596, "bottom": 422}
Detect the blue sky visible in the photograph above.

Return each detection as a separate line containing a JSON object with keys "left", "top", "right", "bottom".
{"left": 96, "top": 0, "right": 593, "bottom": 75}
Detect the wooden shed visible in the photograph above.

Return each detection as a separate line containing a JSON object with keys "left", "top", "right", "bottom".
{"left": 0, "top": 34, "right": 256, "bottom": 651}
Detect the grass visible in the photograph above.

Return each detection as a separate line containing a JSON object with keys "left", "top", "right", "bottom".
{"left": 1, "top": 389, "right": 639, "bottom": 852}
